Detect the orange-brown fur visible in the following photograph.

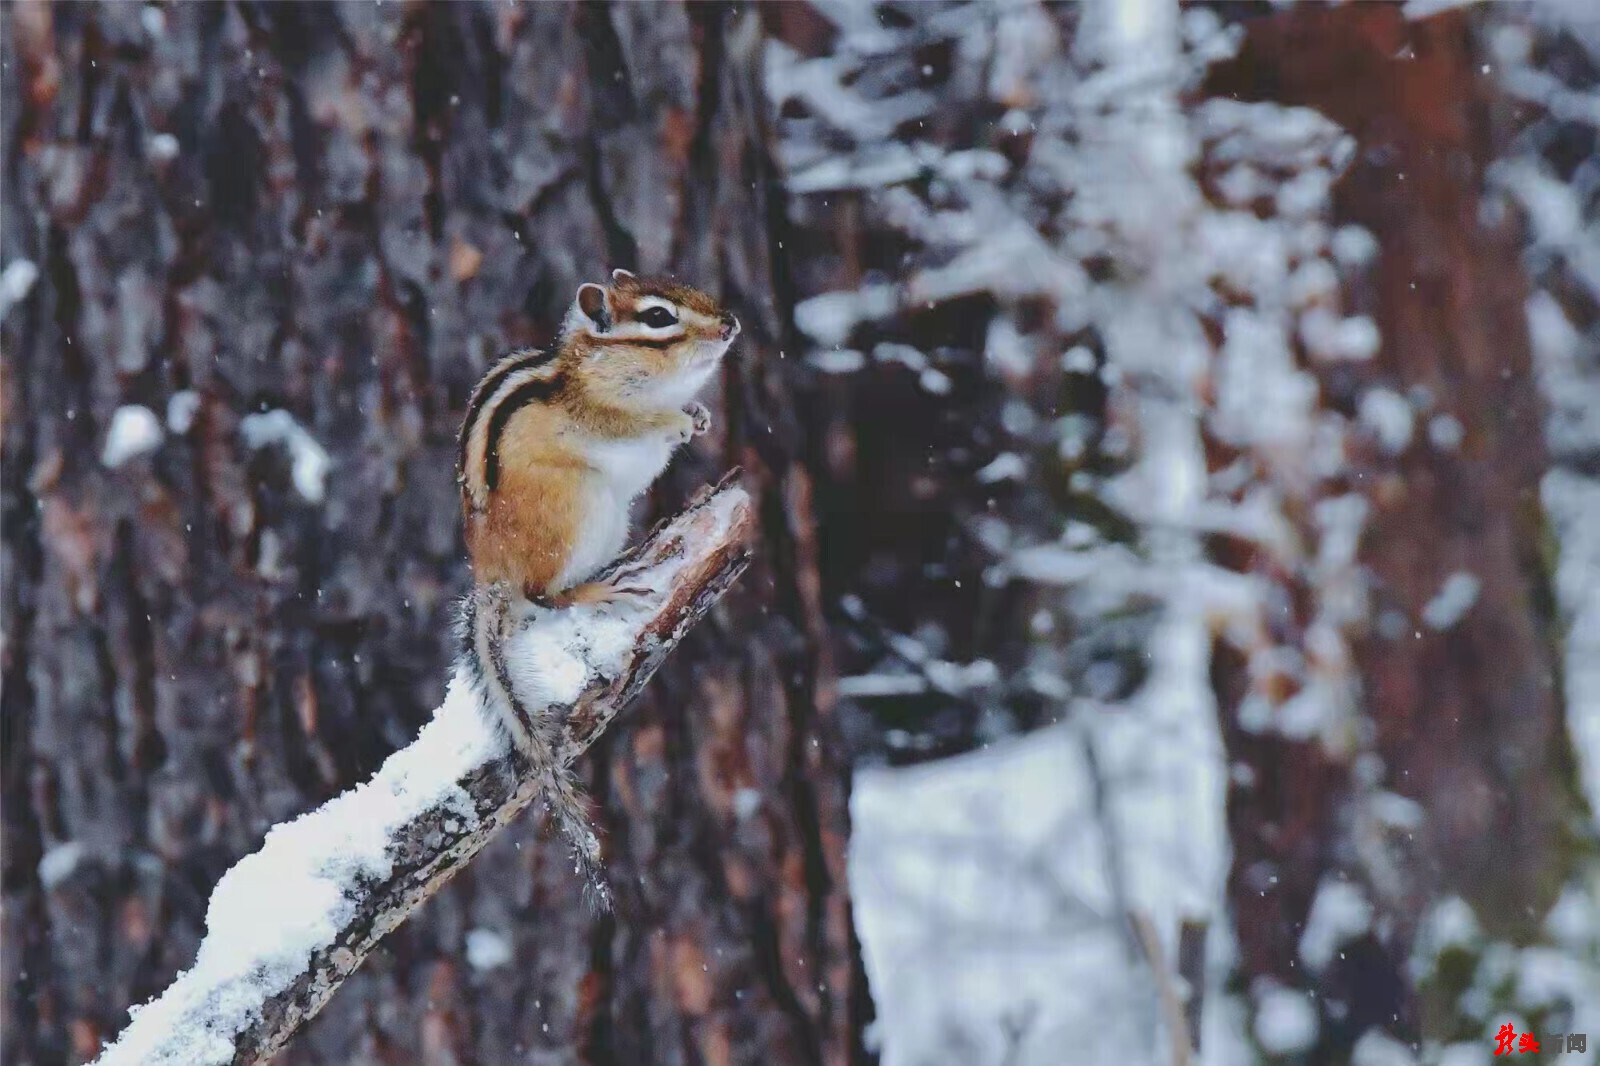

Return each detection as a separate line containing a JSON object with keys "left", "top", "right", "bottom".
{"left": 453, "top": 270, "right": 737, "bottom": 908}
{"left": 466, "top": 429, "right": 583, "bottom": 594}
{"left": 459, "top": 272, "right": 736, "bottom": 602}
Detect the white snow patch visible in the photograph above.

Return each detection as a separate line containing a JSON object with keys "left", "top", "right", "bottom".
{"left": 788, "top": 143, "right": 930, "bottom": 194}
{"left": 1061, "top": 345, "right": 1097, "bottom": 374}
{"left": 506, "top": 604, "right": 639, "bottom": 709}
{"left": 1352, "top": 1030, "right": 1419, "bottom": 1066}
{"left": 149, "top": 133, "right": 180, "bottom": 162}
{"left": 851, "top": 725, "right": 1208, "bottom": 1066}
{"left": 1428, "top": 413, "right": 1465, "bottom": 451}
{"left": 240, "top": 410, "right": 332, "bottom": 503}
{"left": 977, "top": 453, "right": 1026, "bottom": 484}
{"left": 1213, "top": 307, "right": 1318, "bottom": 451}
{"left": 1410, "top": 895, "right": 1482, "bottom": 980}
{"left": 1542, "top": 470, "right": 1600, "bottom": 818}
{"left": 984, "top": 318, "right": 1034, "bottom": 378}
{"left": 1254, "top": 983, "right": 1319, "bottom": 1055}
{"left": 1302, "top": 308, "right": 1381, "bottom": 362}
{"left": 1526, "top": 293, "right": 1600, "bottom": 462}
{"left": 1544, "top": 882, "right": 1600, "bottom": 955}
{"left": 764, "top": 41, "right": 934, "bottom": 143}
{"left": 1359, "top": 388, "right": 1414, "bottom": 453}
{"left": 0, "top": 258, "right": 40, "bottom": 321}
{"left": 1403, "top": 0, "right": 1481, "bottom": 20}
{"left": 464, "top": 928, "right": 513, "bottom": 972}
{"left": 39, "top": 841, "right": 88, "bottom": 889}
{"left": 1421, "top": 572, "right": 1481, "bottom": 631}
{"left": 808, "top": 349, "right": 867, "bottom": 374}
{"left": 794, "top": 285, "right": 897, "bottom": 347}
{"left": 167, "top": 390, "right": 201, "bottom": 434}
{"left": 732, "top": 788, "right": 762, "bottom": 821}
{"left": 102, "top": 405, "right": 165, "bottom": 468}
{"left": 1435, "top": 1044, "right": 1490, "bottom": 1066}
{"left": 836, "top": 674, "right": 927, "bottom": 699}
{"left": 1299, "top": 878, "right": 1374, "bottom": 972}
{"left": 1331, "top": 225, "right": 1380, "bottom": 267}
{"left": 1369, "top": 790, "right": 1425, "bottom": 831}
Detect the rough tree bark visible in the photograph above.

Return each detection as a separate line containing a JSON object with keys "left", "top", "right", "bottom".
{"left": 1, "top": 4, "right": 852, "bottom": 1065}
{"left": 1206, "top": 6, "right": 1579, "bottom": 1055}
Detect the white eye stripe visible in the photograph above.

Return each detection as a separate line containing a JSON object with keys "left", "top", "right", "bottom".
{"left": 605, "top": 322, "right": 686, "bottom": 341}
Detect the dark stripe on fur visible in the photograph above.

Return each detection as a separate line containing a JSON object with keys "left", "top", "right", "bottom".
{"left": 484, "top": 371, "right": 568, "bottom": 492}
{"left": 482, "top": 605, "right": 537, "bottom": 742}
{"left": 463, "top": 586, "right": 535, "bottom": 745}
{"left": 457, "top": 348, "right": 556, "bottom": 479}
{"left": 617, "top": 335, "right": 684, "bottom": 350}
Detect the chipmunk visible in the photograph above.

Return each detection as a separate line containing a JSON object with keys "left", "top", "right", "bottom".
{"left": 456, "top": 269, "right": 739, "bottom": 908}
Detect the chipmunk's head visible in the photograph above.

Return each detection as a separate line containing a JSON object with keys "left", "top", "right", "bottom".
{"left": 561, "top": 269, "right": 740, "bottom": 407}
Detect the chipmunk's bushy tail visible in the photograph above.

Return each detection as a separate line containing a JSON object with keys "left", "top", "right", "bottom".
{"left": 458, "top": 583, "right": 612, "bottom": 911}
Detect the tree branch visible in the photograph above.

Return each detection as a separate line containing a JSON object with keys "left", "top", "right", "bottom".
{"left": 92, "top": 477, "right": 755, "bottom": 1066}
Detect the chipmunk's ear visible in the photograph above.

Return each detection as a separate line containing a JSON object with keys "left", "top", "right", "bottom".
{"left": 577, "top": 283, "right": 611, "bottom": 332}
{"left": 611, "top": 268, "right": 636, "bottom": 284}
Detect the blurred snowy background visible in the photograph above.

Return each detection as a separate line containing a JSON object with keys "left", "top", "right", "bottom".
{"left": 4, "top": 2, "right": 1600, "bottom": 1065}
{"left": 784, "top": 2, "right": 1600, "bottom": 1063}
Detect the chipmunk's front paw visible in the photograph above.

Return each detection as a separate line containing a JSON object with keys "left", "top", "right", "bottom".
{"left": 684, "top": 401, "right": 712, "bottom": 437}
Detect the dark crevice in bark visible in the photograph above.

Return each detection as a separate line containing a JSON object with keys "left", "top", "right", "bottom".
{"left": 112, "top": 518, "right": 162, "bottom": 790}
{"left": 747, "top": 899, "right": 825, "bottom": 1065}
{"left": 756, "top": 477, "right": 839, "bottom": 1039}
{"left": 577, "top": 1, "right": 637, "bottom": 133}
{"left": 582, "top": 142, "right": 639, "bottom": 275}
{"left": 581, "top": 736, "right": 619, "bottom": 1066}
{"left": 46, "top": 222, "right": 92, "bottom": 453}
{"left": 674, "top": 4, "right": 727, "bottom": 272}
{"left": 578, "top": 2, "right": 640, "bottom": 270}
{"left": 90, "top": 610, "right": 128, "bottom": 794}
{"left": 1, "top": 322, "right": 51, "bottom": 1066}
{"left": 408, "top": 4, "right": 476, "bottom": 244}
{"left": 205, "top": 100, "right": 262, "bottom": 231}
{"left": 75, "top": 13, "right": 101, "bottom": 144}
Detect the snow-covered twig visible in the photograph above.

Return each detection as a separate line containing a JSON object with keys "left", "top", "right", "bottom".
{"left": 1128, "top": 910, "right": 1195, "bottom": 1066}
{"left": 92, "top": 477, "right": 755, "bottom": 1066}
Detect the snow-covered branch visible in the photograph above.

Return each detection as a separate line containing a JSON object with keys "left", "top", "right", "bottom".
{"left": 92, "top": 477, "right": 755, "bottom": 1066}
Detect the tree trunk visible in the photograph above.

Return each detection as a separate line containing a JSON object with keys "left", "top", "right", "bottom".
{"left": 1206, "top": 6, "right": 1578, "bottom": 1055}
{"left": 0, "top": 3, "right": 853, "bottom": 1064}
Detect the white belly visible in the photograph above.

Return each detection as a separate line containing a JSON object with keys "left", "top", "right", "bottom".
{"left": 555, "top": 484, "right": 630, "bottom": 588}
{"left": 555, "top": 436, "right": 677, "bottom": 589}
{"left": 585, "top": 435, "right": 676, "bottom": 499}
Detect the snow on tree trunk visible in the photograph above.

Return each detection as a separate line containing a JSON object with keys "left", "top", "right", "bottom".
{"left": 1205, "top": 6, "right": 1586, "bottom": 1056}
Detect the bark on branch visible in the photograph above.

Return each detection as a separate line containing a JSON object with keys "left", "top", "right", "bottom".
{"left": 91, "top": 477, "right": 755, "bottom": 1066}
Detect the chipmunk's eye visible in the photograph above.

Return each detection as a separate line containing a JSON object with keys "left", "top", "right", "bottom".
{"left": 637, "top": 306, "right": 678, "bottom": 329}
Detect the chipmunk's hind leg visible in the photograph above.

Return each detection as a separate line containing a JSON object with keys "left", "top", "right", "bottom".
{"left": 533, "top": 571, "right": 654, "bottom": 611}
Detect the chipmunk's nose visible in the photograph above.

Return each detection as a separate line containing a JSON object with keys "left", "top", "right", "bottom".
{"left": 720, "top": 313, "right": 740, "bottom": 341}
